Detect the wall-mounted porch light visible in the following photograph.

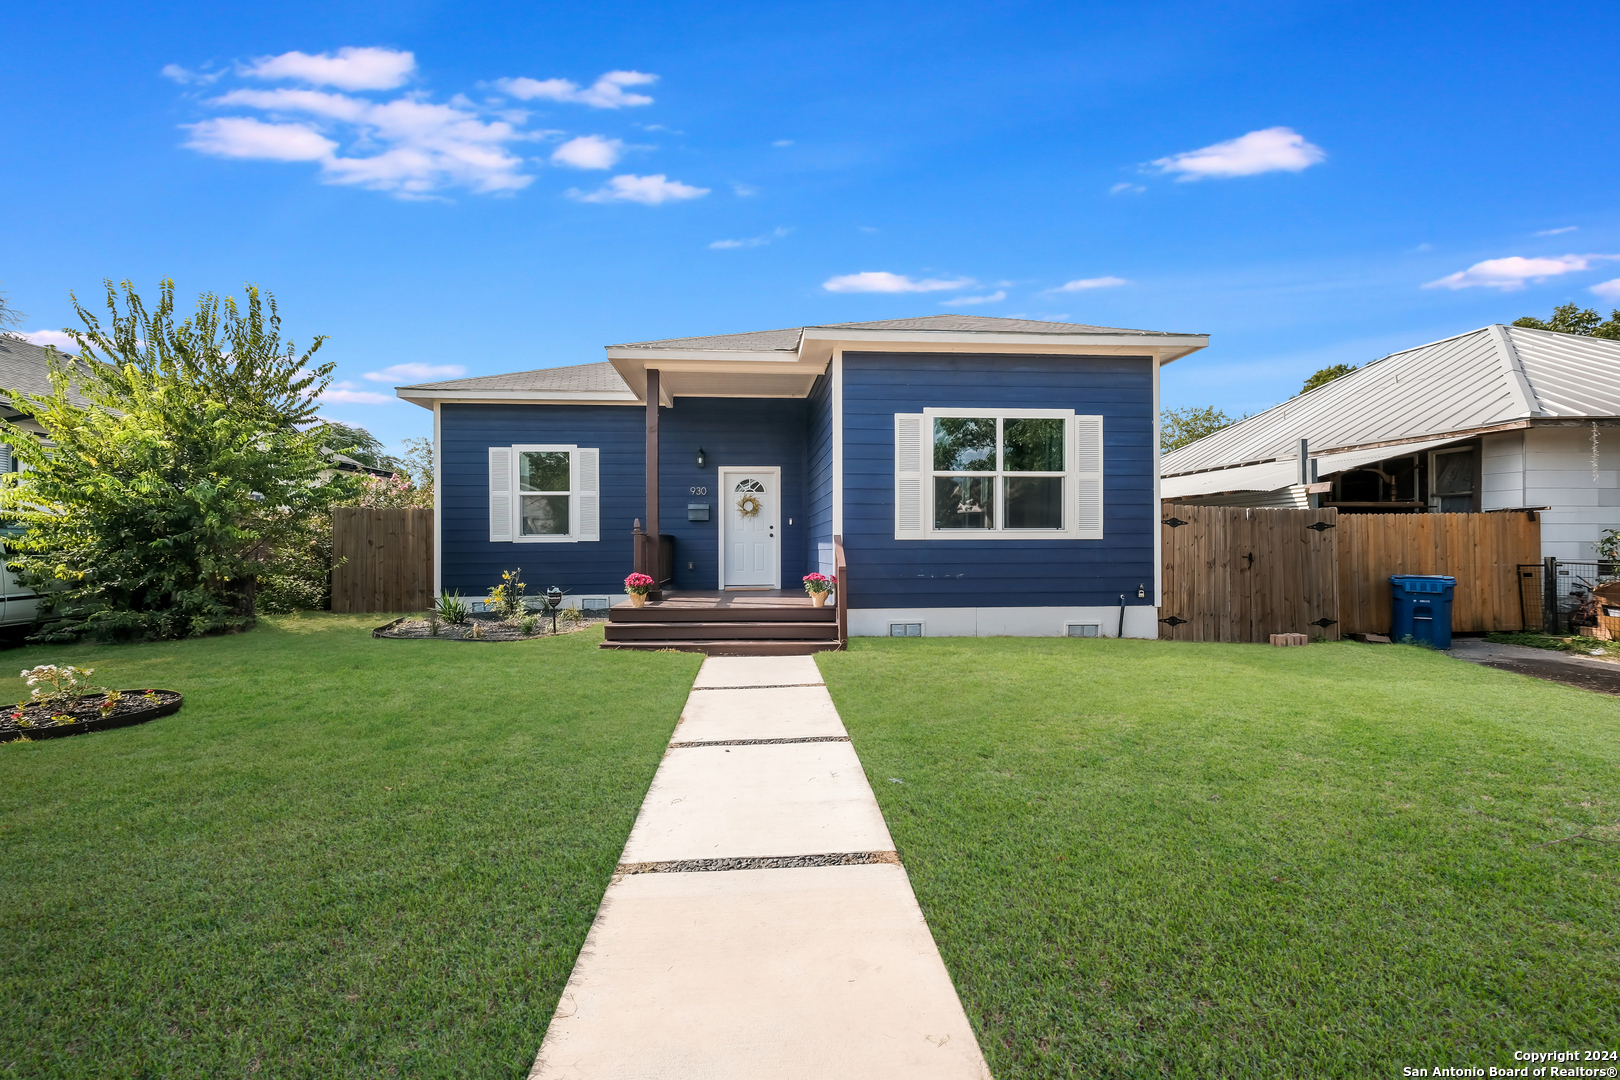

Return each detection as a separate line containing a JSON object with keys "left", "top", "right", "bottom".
{"left": 695, "top": 447, "right": 707, "bottom": 468}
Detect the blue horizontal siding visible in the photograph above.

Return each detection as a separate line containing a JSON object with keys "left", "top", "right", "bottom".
{"left": 841, "top": 352, "right": 1157, "bottom": 609}
{"left": 659, "top": 398, "right": 811, "bottom": 589}
{"left": 439, "top": 398, "right": 816, "bottom": 597}
{"left": 806, "top": 373, "right": 834, "bottom": 569}
{"left": 440, "top": 403, "right": 644, "bottom": 596}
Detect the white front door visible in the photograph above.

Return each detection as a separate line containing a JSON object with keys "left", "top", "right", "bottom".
{"left": 720, "top": 468, "right": 780, "bottom": 588}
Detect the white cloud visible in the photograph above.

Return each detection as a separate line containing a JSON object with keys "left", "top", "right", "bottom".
{"left": 732, "top": 182, "right": 759, "bottom": 197}
{"left": 184, "top": 117, "right": 338, "bottom": 161}
{"left": 320, "top": 381, "right": 398, "bottom": 405}
{"left": 1592, "top": 279, "right": 1620, "bottom": 301}
{"left": 551, "top": 135, "right": 625, "bottom": 169}
{"left": 185, "top": 87, "right": 533, "bottom": 196}
{"left": 823, "top": 271, "right": 975, "bottom": 294}
{"left": 1423, "top": 254, "right": 1607, "bottom": 291}
{"left": 772, "top": 139, "right": 794, "bottom": 147}
{"left": 494, "top": 70, "right": 657, "bottom": 108}
{"left": 18, "top": 329, "right": 77, "bottom": 349}
{"left": 1109, "top": 182, "right": 1145, "bottom": 194}
{"left": 709, "top": 227, "right": 792, "bottom": 250}
{"left": 1052, "top": 276, "right": 1129, "bottom": 292}
{"left": 1152, "top": 126, "right": 1325, "bottom": 180}
{"left": 1536, "top": 226, "right": 1578, "bottom": 236}
{"left": 241, "top": 47, "right": 416, "bottom": 91}
{"left": 161, "top": 63, "right": 223, "bottom": 85}
{"left": 943, "top": 291, "right": 1006, "bottom": 305}
{"left": 570, "top": 173, "right": 709, "bottom": 205}
{"left": 363, "top": 362, "right": 467, "bottom": 383}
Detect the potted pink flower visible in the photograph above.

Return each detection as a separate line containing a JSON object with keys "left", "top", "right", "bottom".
{"left": 802, "top": 572, "right": 836, "bottom": 608}
{"left": 624, "top": 572, "right": 657, "bottom": 607}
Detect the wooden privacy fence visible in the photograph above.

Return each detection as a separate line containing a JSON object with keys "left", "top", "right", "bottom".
{"left": 331, "top": 507, "right": 434, "bottom": 614}
{"left": 1159, "top": 505, "right": 1341, "bottom": 643}
{"left": 1158, "top": 505, "right": 1542, "bottom": 641}
{"left": 1336, "top": 511, "right": 1540, "bottom": 635}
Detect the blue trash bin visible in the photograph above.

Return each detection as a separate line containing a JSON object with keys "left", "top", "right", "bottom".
{"left": 1390, "top": 575, "right": 1457, "bottom": 648}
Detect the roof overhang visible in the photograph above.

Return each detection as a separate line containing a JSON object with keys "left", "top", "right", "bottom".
{"left": 395, "top": 387, "right": 639, "bottom": 410}
{"left": 604, "top": 327, "right": 1209, "bottom": 404}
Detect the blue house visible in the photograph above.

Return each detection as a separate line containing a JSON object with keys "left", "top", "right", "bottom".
{"left": 397, "top": 315, "right": 1206, "bottom": 650}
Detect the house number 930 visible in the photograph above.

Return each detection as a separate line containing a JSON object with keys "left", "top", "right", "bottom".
{"left": 689, "top": 486, "right": 708, "bottom": 495}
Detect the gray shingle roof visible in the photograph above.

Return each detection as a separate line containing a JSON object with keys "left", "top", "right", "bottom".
{"left": 1161, "top": 324, "right": 1620, "bottom": 483}
{"left": 609, "top": 314, "right": 1199, "bottom": 351}
{"left": 0, "top": 333, "right": 91, "bottom": 410}
{"left": 400, "top": 360, "right": 631, "bottom": 394}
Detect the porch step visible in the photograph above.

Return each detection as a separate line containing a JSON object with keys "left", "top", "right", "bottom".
{"left": 599, "top": 639, "right": 843, "bottom": 656}
{"left": 610, "top": 605, "right": 835, "bottom": 624}
{"left": 606, "top": 621, "right": 838, "bottom": 643}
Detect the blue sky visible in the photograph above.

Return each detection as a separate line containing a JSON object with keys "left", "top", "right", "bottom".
{"left": 5, "top": 1, "right": 1618, "bottom": 452}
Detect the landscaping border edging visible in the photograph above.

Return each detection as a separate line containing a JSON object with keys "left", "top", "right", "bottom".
{"left": 0, "top": 691, "right": 184, "bottom": 743}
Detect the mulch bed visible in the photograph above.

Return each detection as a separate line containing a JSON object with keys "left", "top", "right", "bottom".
{"left": 373, "top": 611, "right": 606, "bottom": 642}
{"left": 0, "top": 690, "right": 184, "bottom": 743}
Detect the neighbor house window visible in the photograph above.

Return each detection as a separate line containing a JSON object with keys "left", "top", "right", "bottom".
{"left": 488, "top": 444, "right": 600, "bottom": 544}
{"left": 894, "top": 409, "right": 1103, "bottom": 540}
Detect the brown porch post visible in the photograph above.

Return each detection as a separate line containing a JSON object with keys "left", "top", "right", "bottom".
{"left": 644, "top": 368, "right": 661, "bottom": 600}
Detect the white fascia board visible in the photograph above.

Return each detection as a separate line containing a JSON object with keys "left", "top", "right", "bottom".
{"left": 603, "top": 347, "right": 801, "bottom": 364}
{"left": 396, "top": 388, "right": 640, "bottom": 409}
{"left": 798, "top": 332, "right": 1207, "bottom": 365}
{"left": 607, "top": 354, "right": 830, "bottom": 404}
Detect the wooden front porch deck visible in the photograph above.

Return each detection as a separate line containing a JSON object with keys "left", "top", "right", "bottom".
{"left": 602, "top": 589, "right": 841, "bottom": 655}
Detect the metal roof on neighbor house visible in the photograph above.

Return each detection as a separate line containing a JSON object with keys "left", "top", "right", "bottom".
{"left": 609, "top": 314, "right": 1199, "bottom": 351}
{"left": 1162, "top": 325, "right": 1620, "bottom": 490}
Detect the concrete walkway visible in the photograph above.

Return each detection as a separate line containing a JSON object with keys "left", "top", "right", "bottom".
{"left": 529, "top": 655, "right": 991, "bottom": 1080}
{"left": 1449, "top": 637, "right": 1620, "bottom": 695}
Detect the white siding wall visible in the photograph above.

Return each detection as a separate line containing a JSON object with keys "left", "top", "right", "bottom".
{"left": 1524, "top": 426, "right": 1620, "bottom": 560}
{"left": 1481, "top": 431, "right": 1525, "bottom": 511}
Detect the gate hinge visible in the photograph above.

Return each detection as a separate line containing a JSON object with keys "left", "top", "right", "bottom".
{"left": 1159, "top": 615, "right": 1188, "bottom": 626}
{"left": 1307, "top": 521, "right": 1335, "bottom": 532}
{"left": 1162, "top": 517, "right": 1188, "bottom": 528}
{"left": 1310, "top": 618, "right": 1337, "bottom": 628}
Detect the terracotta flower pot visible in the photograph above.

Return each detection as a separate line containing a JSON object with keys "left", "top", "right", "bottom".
{"left": 810, "top": 591, "right": 829, "bottom": 608}
{"left": 629, "top": 593, "right": 647, "bottom": 608}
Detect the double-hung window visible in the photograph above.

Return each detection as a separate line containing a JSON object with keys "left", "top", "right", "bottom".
{"left": 894, "top": 409, "right": 1103, "bottom": 540}
{"left": 488, "top": 444, "right": 600, "bottom": 543}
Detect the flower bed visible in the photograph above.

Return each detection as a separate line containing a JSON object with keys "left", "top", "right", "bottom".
{"left": 373, "top": 610, "right": 605, "bottom": 642}
{"left": 1, "top": 690, "right": 184, "bottom": 743}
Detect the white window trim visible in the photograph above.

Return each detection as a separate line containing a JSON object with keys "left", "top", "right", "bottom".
{"left": 511, "top": 444, "right": 586, "bottom": 544}
{"left": 907, "top": 407, "right": 1101, "bottom": 541}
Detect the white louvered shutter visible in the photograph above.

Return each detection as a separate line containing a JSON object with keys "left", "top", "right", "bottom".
{"left": 489, "top": 446, "right": 514, "bottom": 542}
{"left": 1074, "top": 415, "right": 1104, "bottom": 539}
{"left": 894, "top": 413, "right": 925, "bottom": 540}
{"left": 576, "top": 448, "right": 600, "bottom": 542}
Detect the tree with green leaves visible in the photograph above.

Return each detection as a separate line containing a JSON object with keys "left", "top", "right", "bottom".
{"left": 1300, "top": 362, "right": 1357, "bottom": 395}
{"left": 1162, "top": 406, "right": 1242, "bottom": 452}
{"left": 1513, "top": 302, "right": 1620, "bottom": 340}
{"left": 0, "top": 279, "right": 341, "bottom": 640}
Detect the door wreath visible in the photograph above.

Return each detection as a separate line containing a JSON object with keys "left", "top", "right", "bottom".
{"left": 736, "top": 494, "right": 763, "bottom": 517}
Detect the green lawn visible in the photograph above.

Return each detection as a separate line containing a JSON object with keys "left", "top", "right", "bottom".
{"left": 819, "top": 638, "right": 1620, "bottom": 1079}
{"left": 0, "top": 615, "right": 700, "bottom": 1079}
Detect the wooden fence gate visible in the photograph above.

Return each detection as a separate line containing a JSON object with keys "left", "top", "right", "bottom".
{"left": 1159, "top": 505, "right": 1341, "bottom": 642}
{"left": 331, "top": 507, "right": 434, "bottom": 614}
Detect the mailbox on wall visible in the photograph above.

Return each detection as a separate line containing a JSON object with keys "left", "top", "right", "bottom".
{"left": 687, "top": 503, "right": 710, "bottom": 522}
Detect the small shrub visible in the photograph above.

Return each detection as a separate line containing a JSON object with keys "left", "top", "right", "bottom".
{"left": 488, "top": 569, "right": 527, "bottom": 621}
{"left": 520, "top": 615, "right": 537, "bottom": 635}
{"left": 428, "top": 614, "right": 441, "bottom": 636}
{"left": 19, "top": 665, "right": 102, "bottom": 709}
{"left": 435, "top": 591, "right": 470, "bottom": 625}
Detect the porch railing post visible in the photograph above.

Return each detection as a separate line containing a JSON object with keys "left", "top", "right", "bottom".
{"left": 644, "top": 368, "right": 662, "bottom": 601}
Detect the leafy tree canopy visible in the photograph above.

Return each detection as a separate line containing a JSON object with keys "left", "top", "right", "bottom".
{"left": 0, "top": 280, "right": 340, "bottom": 640}
{"left": 0, "top": 282, "right": 22, "bottom": 330}
{"left": 1513, "top": 302, "right": 1620, "bottom": 340}
{"left": 313, "top": 420, "right": 397, "bottom": 471}
{"left": 1162, "top": 406, "right": 1242, "bottom": 452}
{"left": 1301, "top": 362, "right": 1357, "bottom": 395}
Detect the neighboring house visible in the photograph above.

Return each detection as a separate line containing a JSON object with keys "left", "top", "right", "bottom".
{"left": 1160, "top": 324, "right": 1620, "bottom": 561}
{"left": 397, "top": 315, "right": 1207, "bottom": 637}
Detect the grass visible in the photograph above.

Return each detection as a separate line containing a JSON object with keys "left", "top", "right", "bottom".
{"left": 818, "top": 638, "right": 1620, "bottom": 1079}
{"left": 0, "top": 614, "right": 700, "bottom": 1079}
